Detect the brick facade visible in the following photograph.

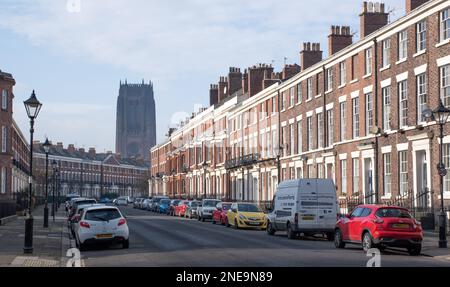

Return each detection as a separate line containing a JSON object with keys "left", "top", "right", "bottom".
{"left": 150, "top": 0, "right": 450, "bottom": 216}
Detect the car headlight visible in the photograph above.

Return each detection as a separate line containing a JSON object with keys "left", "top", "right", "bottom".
{"left": 239, "top": 214, "right": 247, "bottom": 220}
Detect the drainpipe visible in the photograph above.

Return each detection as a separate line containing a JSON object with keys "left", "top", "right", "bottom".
{"left": 373, "top": 38, "right": 380, "bottom": 204}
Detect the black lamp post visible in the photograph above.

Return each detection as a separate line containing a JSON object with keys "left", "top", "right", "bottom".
{"left": 423, "top": 100, "right": 450, "bottom": 249}
{"left": 51, "top": 159, "right": 57, "bottom": 221}
{"left": 56, "top": 168, "right": 61, "bottom": 210}
{"left": 42, "top": 138, "right": 51, "bottom": 228}
{"left": 23, "top": 90, "right": 42, "bottom": 254}
{"left": 202, "top": 162, "right": 208, "bottom": 199}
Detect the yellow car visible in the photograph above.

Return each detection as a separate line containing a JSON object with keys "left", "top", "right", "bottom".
{"left": 227, "top": 202, "right": 267, "bottom": 230}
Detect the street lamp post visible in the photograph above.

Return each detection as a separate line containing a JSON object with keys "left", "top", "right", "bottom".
{"left": 52, "top": 160, "right": 57, "bottom": 221}
{"left": 23, "top": 90, "right": 42, "bottom": 254}
{"left": 42, "top": 138, "right": 51, "bottom": 228}
{"left": 56, "top": 169, "right": 61, "bottom": 210}
{"left": 423, "top": 100, "right": 450, "bottom": 248}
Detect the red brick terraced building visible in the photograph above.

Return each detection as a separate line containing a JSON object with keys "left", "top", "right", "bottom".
{"left": 150, "top": 0, "right": 450, "bottom": 225}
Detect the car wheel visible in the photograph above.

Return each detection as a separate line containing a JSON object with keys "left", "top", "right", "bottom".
{"left": 267, "top": 221, "right": 276, "bottom": 236}
{"left": 226, "top": 220, "right": 231, "bottom": 227}
{"left": 234, "top": 219, "right": 239, "bottom": 229}
{"left": 326, "top": 232, "right": 335, "bottom": 241}
{"left": 201, "top": 216, "right": 205, "bottom": 222}
{"left": 408, "top": 245, "right": 421, "bottom": 256}
{"left": 287, "top": 223, "right": 296, "bottom": 240}
{"left": 79, "top": 242, "right": 86, "bottom": 252}
{"left": 334, "top": 229, "right": 345, "bottom": 248}
{"left": 198, "top": 215, "right": 201, "bottom": 221}
{"left": 212, "top": 218, "right": 216, "bottom": 224}
{"left": 362, "top": 232, "right": 373, "bottom": 253}
{"left": 123, "top": 239, "right": 129, "bottom": 249}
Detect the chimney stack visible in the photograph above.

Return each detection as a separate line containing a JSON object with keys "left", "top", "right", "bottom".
{"left": 405, "top": 0, "right": 429, "bottom": 13}
{"left": 68, "top": 144, "right": 75, "bottom": 153}
{"left": 282, "top": 64, "right": 301, "bottom": 80}
{"left": 209, "top": 84, "right": 219, "bottom": 106}
{"left": 328, "top": 26, "right": 353, "bottom": 56}
{"left": 248, "top": 64, "right": 274, "bottom": 97}
{"left": 89, "top": 147, "right": 96, "bottom": 158}
{"left": 300, "top": 42, "right": 323, "bottom": 71}
{"left": 360, "top": 2, "right": 388, "bottom": 38}
{"left": 242, "top": 70, "right": 249, "bottom": 94}
{"left": 218, "top": 76, "right": 229, "bottom": 102}
{"left": 79, "top": 148, "right": 85, "bottom": 154}
{"left": 56, "top": 142, "right": 64, "bottom": 150}
{"left": 228, "top": 67, "right": 242, "bottom": 96}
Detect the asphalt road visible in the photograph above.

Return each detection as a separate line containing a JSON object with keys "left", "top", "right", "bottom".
{"left": 80, "top": 206, "right": 450, "bottom": 267}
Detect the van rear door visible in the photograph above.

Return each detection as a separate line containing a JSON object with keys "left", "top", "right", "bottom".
{"left": 297, "top": 180, "right": 318, "bottom": 228}
{"left": 316, "top": 180, "right": 338, "bottom": 230}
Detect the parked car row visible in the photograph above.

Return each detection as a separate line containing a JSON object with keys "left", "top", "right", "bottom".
{"left": 65, "top": 196, "right": 130, "bottom": 251}
{"left": 130, "top": 179, "right": 424, "bottom": 256}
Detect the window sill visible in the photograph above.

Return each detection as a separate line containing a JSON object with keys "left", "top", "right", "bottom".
{"left": 325, "top": 90, "right": 333, "bottom": 95}
{"left": 338, "top": 84, "right": 346, "bottom": 89}
{"left": 363, "top": 74, "right": 372, "bottom": 79}
{"left": 288, "top": 105, "right": 294, "bottom": 110}
{"left": 396, "top": 58, "right": 407, "bottom": 65}
{"left": 350, "top": 79, "right": 358, "bottom": 84}
{"left": 413, "top": 50, "right": 426, "bottom": 58}
{"left": 315, "top": 94, "right": 322, "bottom": 99}
{"left": 436, "top": 39, "right": 450, "bottom": 48}
{"left": 295, "top": 102, "right": 302, "bottom": 106}
{"left": 379, "top": 65, "right": 390, "bottom": 72}
{"left": 305, "top": 98, "right": 313, "bottom": 103}
{"left": 381, "top": 195, "right": 392, "bottom": 200}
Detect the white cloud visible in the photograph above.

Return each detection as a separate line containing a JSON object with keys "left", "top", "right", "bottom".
{"left": 1, "top": 0, "right": 405, "bottom": 148}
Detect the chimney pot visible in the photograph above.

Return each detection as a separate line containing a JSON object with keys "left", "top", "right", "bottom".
{"left": 360, "top": 1, "right": 389, "bottom": 38}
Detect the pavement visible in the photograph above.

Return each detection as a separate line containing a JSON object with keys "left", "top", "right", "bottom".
{"left": 0, "top": 205, "right": 72, "bottom": 267}
{"left": 79, "top": 206, "right": 450, "bottom": 267}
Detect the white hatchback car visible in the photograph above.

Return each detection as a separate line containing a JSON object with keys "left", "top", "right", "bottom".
{"left": 75, "top": 206, "right": 129, "bottom": 251}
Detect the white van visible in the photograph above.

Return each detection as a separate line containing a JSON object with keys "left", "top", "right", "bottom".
{"left": 266, "top": 179, "right": 338, "bottom": 240}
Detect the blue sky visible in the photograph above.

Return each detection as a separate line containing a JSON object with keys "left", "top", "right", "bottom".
{"left": 0, "top": 0, "right": 404, "bottom": 152}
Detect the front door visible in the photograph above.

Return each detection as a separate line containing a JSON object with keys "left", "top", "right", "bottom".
{"left": 416, "top": 150, "right": 429, "bottom": 208}
{"left": 364, "top": 158, "right": 374, "bottom": 204}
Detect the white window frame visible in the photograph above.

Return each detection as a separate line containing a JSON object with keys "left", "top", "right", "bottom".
{"left": 398, "top": 30, "right": 408, "bottom": 61}
{"left": 382, "top": 39, "right": 391, "bottom": 68}
{"left": 307, "top": 78, "right": 313, "bottom": 100}
{"left": 382, "top": 86, "right": 391, "bottom": 131}
{"left": 1, "top": 90, "right": 7, "bottom": 110}
{"left": 416, "top": 20, "right": 427, "bottom": 53}
{"left": 290, "top": 124, "right": 295, "bottom": 156}
{"left": 317, "top": 112, "right": 323, "bottom": 149}
{"left": 440, "top": 8, "right": 450, "bottom": 42}
{"left": 340, "top": 102, "right": 347, "bottom": 141}
{"left": 326, "top": 68, "right": 333, "bottom": 92}
{"left": 352, "top": 98, "right": 360, "bottom": 139}
{"left": 307, "top": 116, "right": 313, "bottom": 151}
{"left": 399, "top": 151, "right": 408, "bottom": 196}
{"left": 327, "top": 109, "right": 333, "bottom": 147}
{"left": 383, "top": 153, "right": 392, "bottom": 197}
{"left": 399, "top": 80, "right": 408, "bottom": 128}
{"left": 341, "top": 160, "right": 347, "bottom": 195}
{"left": 417, "top": 73, "right": 427, "bottom": 124}
{"left": 443, "top": 144, "right": 450, "bottom": 194}
{"left": 441, "top": 65, "right": 450, "bottom": 108}
{"left": 339, "top": 61, "right": 346, "bottom": 86}
{"left": 352, "top": 158, "right": 360, "bottom": 195}
{"left": 289, "top": 87, "right": 295, "bottom": 107}
{"left": 297, "top": 83, "right": 302, "bottom": 104}
{"left": 297, "top": 120, "right": 302, "bottom": 154}
{"left": 1, "top": 126, "right": 6, "bottom": 153}
{"left": 365, "top": 93, "right": 373, "bottom": 136}
{"left": 365, "top": 48, "right": 372, "bottom": 75}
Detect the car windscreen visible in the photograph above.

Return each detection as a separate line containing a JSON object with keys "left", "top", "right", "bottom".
{"left": 203, "top": 200, "right": 220, "bottom": 207}
{"left": 161, "top": 199, "right": 171, "bottom": 205}
{"left": 85, "top": 209, "right": 122, "bottom": 222}
{"left": 191, "top": 202, "right": 199, "bottom": 207}
{"left": 375, "top": 208, "right": 412, "bottom": 218}
{"left": 74, "top": 200, "right": 96, "bottom": 207}
{"left": 238, "top": 204, "right": 261, "bottom": 212}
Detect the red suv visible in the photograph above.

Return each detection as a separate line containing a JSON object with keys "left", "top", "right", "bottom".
{"left": 334, "top": 205, "right": 423, "bottom": 256}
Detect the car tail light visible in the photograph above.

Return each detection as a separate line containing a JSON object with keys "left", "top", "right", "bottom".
{"left": 294, "top": 213, "right": 298, "bottom": 225}
{"left": 118, "top": 218, "right": 127, "bottom": 226}
{"left": 373, "top": 218, "right": 384, "bottom": 224}
{"left": 79, "top": 221, "right": 90, "bottom": 228}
